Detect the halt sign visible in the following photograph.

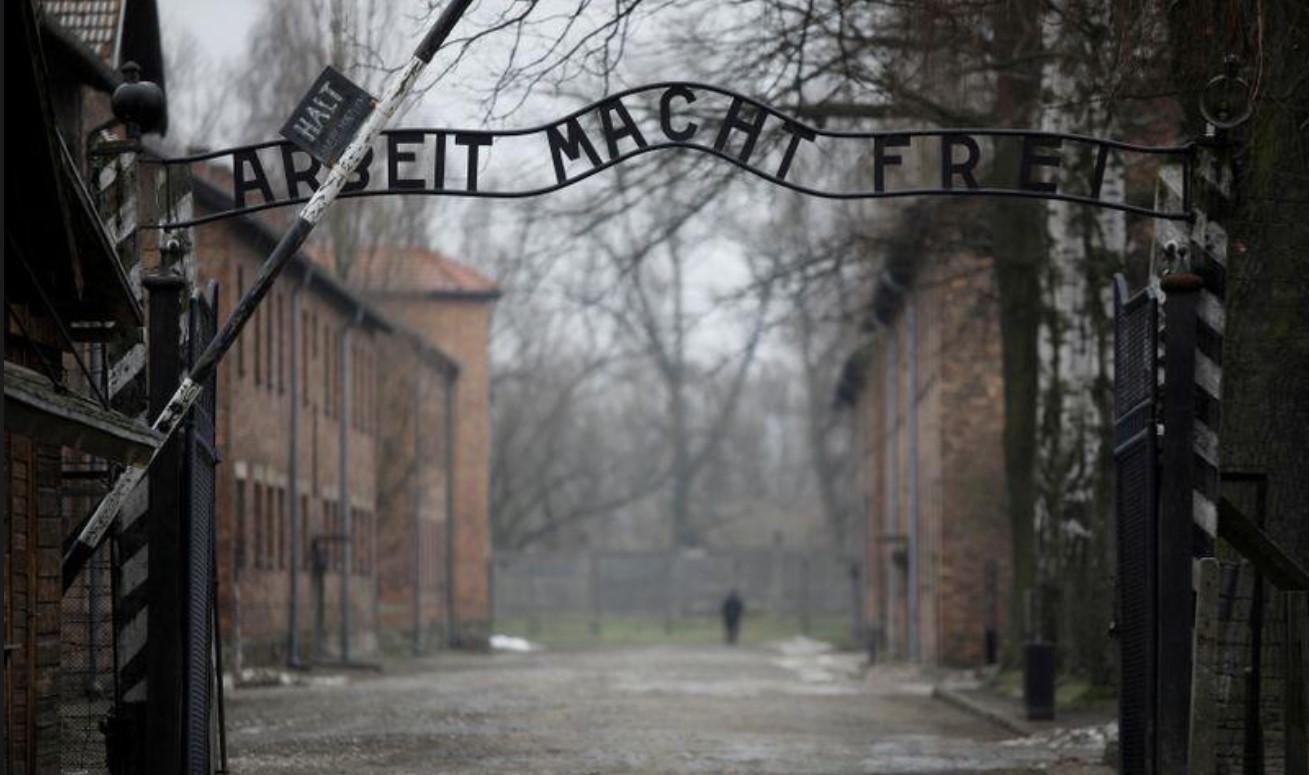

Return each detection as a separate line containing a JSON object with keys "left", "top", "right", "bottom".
{"left": 280, "top": 66, "right": 376, "bottom": 166}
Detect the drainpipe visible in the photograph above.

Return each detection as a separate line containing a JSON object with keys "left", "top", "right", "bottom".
{"left": 412, "top": 365, "right": 424, "bottom": 654}
{"left": 906, "top": 298, "right": 919, "bottom": 662}
{"left": 884, "top": 329, "right": 898, "bottom": 658}
{"left": 287, "top": 271, "right": 310, "bottom": 667}
{"left": 339, "top": 309, "right": 361, "bottom": 661}
{"left": 444, "top": 367, "right": 458, "bottom": 647}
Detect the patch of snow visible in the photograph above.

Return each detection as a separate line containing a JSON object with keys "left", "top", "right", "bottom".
{"left": 490, "top": 634, "right": 541, "bottom": 652}
{"left": 770, "top": 635, "right": 834, "bottom": 656}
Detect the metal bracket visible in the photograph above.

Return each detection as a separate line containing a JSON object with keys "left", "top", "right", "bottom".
{"left": 1200, "top": 56, "right": 1254, "bottom": 132}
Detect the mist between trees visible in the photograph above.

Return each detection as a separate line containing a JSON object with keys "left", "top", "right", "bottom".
{"left": 163, "top": 0, "right": 1296, "bottom": 687}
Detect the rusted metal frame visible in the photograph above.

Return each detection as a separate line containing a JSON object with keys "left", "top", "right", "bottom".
{"left": 7, "top": 234, "right": 111, "bottom": 409}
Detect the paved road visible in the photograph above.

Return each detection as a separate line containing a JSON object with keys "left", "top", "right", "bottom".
{"left": 225, "top": 640, "right": 1112, "bottom": 774}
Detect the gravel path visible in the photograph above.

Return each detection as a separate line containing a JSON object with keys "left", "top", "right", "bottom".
{"left": 225, "top": 640, "right": 1113, "bottom": 774}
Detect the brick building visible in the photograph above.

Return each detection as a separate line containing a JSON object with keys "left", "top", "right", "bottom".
{"left": 837, "top": 205, "right": 1011, "bottom": 667}
{"left": 6, "top": 1, "right": 169, "bottom": 771}
{"left": 190, "top": 173, "right": 498, "bottom": 663}
{"left": 356, "top": 247, "right": 500, "bottom": 647}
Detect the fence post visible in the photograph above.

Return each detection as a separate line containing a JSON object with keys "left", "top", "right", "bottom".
{"left": 144, "top": 273, "right": 187, "bottom": 775}
{"left": 1286, "top": 592, "right": 1308, "bottom": 775}
{"left": 527, "top": 560, "right": 541, "bottom": 637}
{"left": 589, "top": 553, "right": 601, "bottom": 639}
{"left": 801, "top": 555, "right": 811, "bottom": 635}
{"left": 1158, "top": 265, "right": 1202, "bottom": 774}
{"left": 664, "top": 552, "right": 674, "bottom": 635}
{"left": 1190, "top": 558, "right": 1219, "bottom": 775}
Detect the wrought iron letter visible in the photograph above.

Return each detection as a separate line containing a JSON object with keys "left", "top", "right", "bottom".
{"left": 545, "top": 118, "right": 602, "bottom": 185}
{"left": 659, "top": 85, "right": 698, "bottom": 142}
{"left": 713, "top": 96, "right": 768, "bottom": 164}
{"left": 1089, "top": 142, "right": 1111, "bottom": 201}
{"left": 776, "top": 120, "right": 816, "bottom": 181}
{"left": 233, "top": 149, "right": 276, "bottom": 209}
{"left": 455, "top": 132, "right": 492, "bottom": 192}
{"left": 1019, "top": 134, "right": 1062, "bottom": 194}
{"left": 433, "top": 131, "right": 447, "bottom": 191}
{"left": 597, "top": 97, "right": 648, "bottom": 160}
{"left": 280, "top": 145, "right": 323, "bottom": 199}
{"left": 387, "top": 130, "right": 426, "bottom": 190}
{"left": 874, "top": 134, "right": 910, "bottom": 193}
{"left": 940, "top": 133, "right": 980, "bottom": 190}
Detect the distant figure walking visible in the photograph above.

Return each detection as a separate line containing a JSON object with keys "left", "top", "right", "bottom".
{"left": 721, "top": 590, "right": 744, "bottom": 645}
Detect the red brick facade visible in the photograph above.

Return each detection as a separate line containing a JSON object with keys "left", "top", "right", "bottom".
{"left": 357, "top": 248, "right": 499, "bottom": 646}
{"left": 192, "top": 177, "right": 498, "bottom": 662}
{"left": 374, "top": 332, "right": 456, "bottom": 650}
{"left": 4, "top": 436, "right": 64, "bottom": 774}
{"left": 848, "top": 244, "right": 1011, "bottom": 667}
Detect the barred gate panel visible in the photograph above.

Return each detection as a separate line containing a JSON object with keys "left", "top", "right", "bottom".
{"left": 58, "top": 531, "right": 117, "bottom": 774}
{"left": 183, "top": 284, "right": 220, "bottom": 774}
{"left": 1113, "top": 274, "right": 1160, "bottom": 775}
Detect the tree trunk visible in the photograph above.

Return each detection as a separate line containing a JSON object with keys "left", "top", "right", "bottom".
{"left": 988, "top": 0, "right": 1046, "bottom": 657}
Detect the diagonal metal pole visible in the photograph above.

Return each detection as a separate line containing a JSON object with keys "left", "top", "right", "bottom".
{"left": 63, "top": 0, "right": 476, "bottom": 591}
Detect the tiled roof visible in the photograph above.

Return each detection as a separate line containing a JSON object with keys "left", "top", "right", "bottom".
{"left": 43, "top": 0, "right": 123, "bottom": 64}
{"left": 355, "top": 246, "right": 500, "bottom": 298}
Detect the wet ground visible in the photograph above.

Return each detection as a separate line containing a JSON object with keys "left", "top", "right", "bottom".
{"left": 225, "top": 639, "right": 1113, "bottom": 774}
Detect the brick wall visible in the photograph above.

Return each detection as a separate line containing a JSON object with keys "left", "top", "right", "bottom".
{"left": 855, "top": 247, "right": 1009, "bottom": 668}
{"left": 195, "top": 213, "right": 384, "bottom": 665}
{"left": 369, "top": 297, "right": 494, "bottom": 646}
{"left": 374, "top": 335, "right": 453, "bottom": 651}
{"left": 4, "top": 435, "right": 64, "bottom": 774}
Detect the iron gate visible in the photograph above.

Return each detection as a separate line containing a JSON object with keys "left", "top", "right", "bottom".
{"left": 1113, "top": 273, "right": 1159, "bottom": 775}
{"left": 183, "top": 282, "right": 224, "bottom": 774}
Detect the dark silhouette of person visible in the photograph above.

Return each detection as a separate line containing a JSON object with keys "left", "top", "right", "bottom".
{"left": 721, "top": 590, "right": 744, "bottom": 645}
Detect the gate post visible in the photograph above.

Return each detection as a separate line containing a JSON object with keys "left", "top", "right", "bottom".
{"left": 1113, "top": 273, "right": 1160, "bottom": 775}
{"left": 1158, "top": 259, "right": 1203, "bottom": 774}
{"left": 143, "top": 272, "right": 188, "bottom": 775}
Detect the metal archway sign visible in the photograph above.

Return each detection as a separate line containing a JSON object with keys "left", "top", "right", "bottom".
{"left": 146, "top": 81, "right": 1195, "bottom": 230}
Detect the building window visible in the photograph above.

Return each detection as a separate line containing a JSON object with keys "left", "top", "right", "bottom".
{"left": 300, "top": 495, "right": 310, "bottom": 570}
{"left": 266, "top": 294, "right": 275, "bottom": 393}
{"left": 235, "top": 476, "right": 247, "bottom": 569}
{"left": 323, "top": 499, "right": 334, "bottom": 570}
{"left": 266, "top": 484, "right": 276, "bottom": 569}
{"left": 302, "top": 310, "right": 310, "bottom": 406}
{"left": 352, "top": 342, "right": 360, "bottom": 430}
{"left": 277, "top": 487, "right": 287, "bottom": 570}
{"left": 324, "top": 324, "right": 333, "bottom": 418}
{"left": 361, "top": 346, "right": 369, "bottom": 432}
{"left": 253, "top": 482, "right": 264, "bottom": 570}
{"left": 236, "top": 267, "right": 245, "bottom": 378}
{"left": 253, "top": 307, "right": 262, "bottom": 387}
{"left": 277, "top": 294, "right": 286, "bottom": 395}
{"left": 355, "top": 511, "right": 368, "bottom": 575}
{"left": 353, "top": 511, "right": 361, "bottom": 574}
